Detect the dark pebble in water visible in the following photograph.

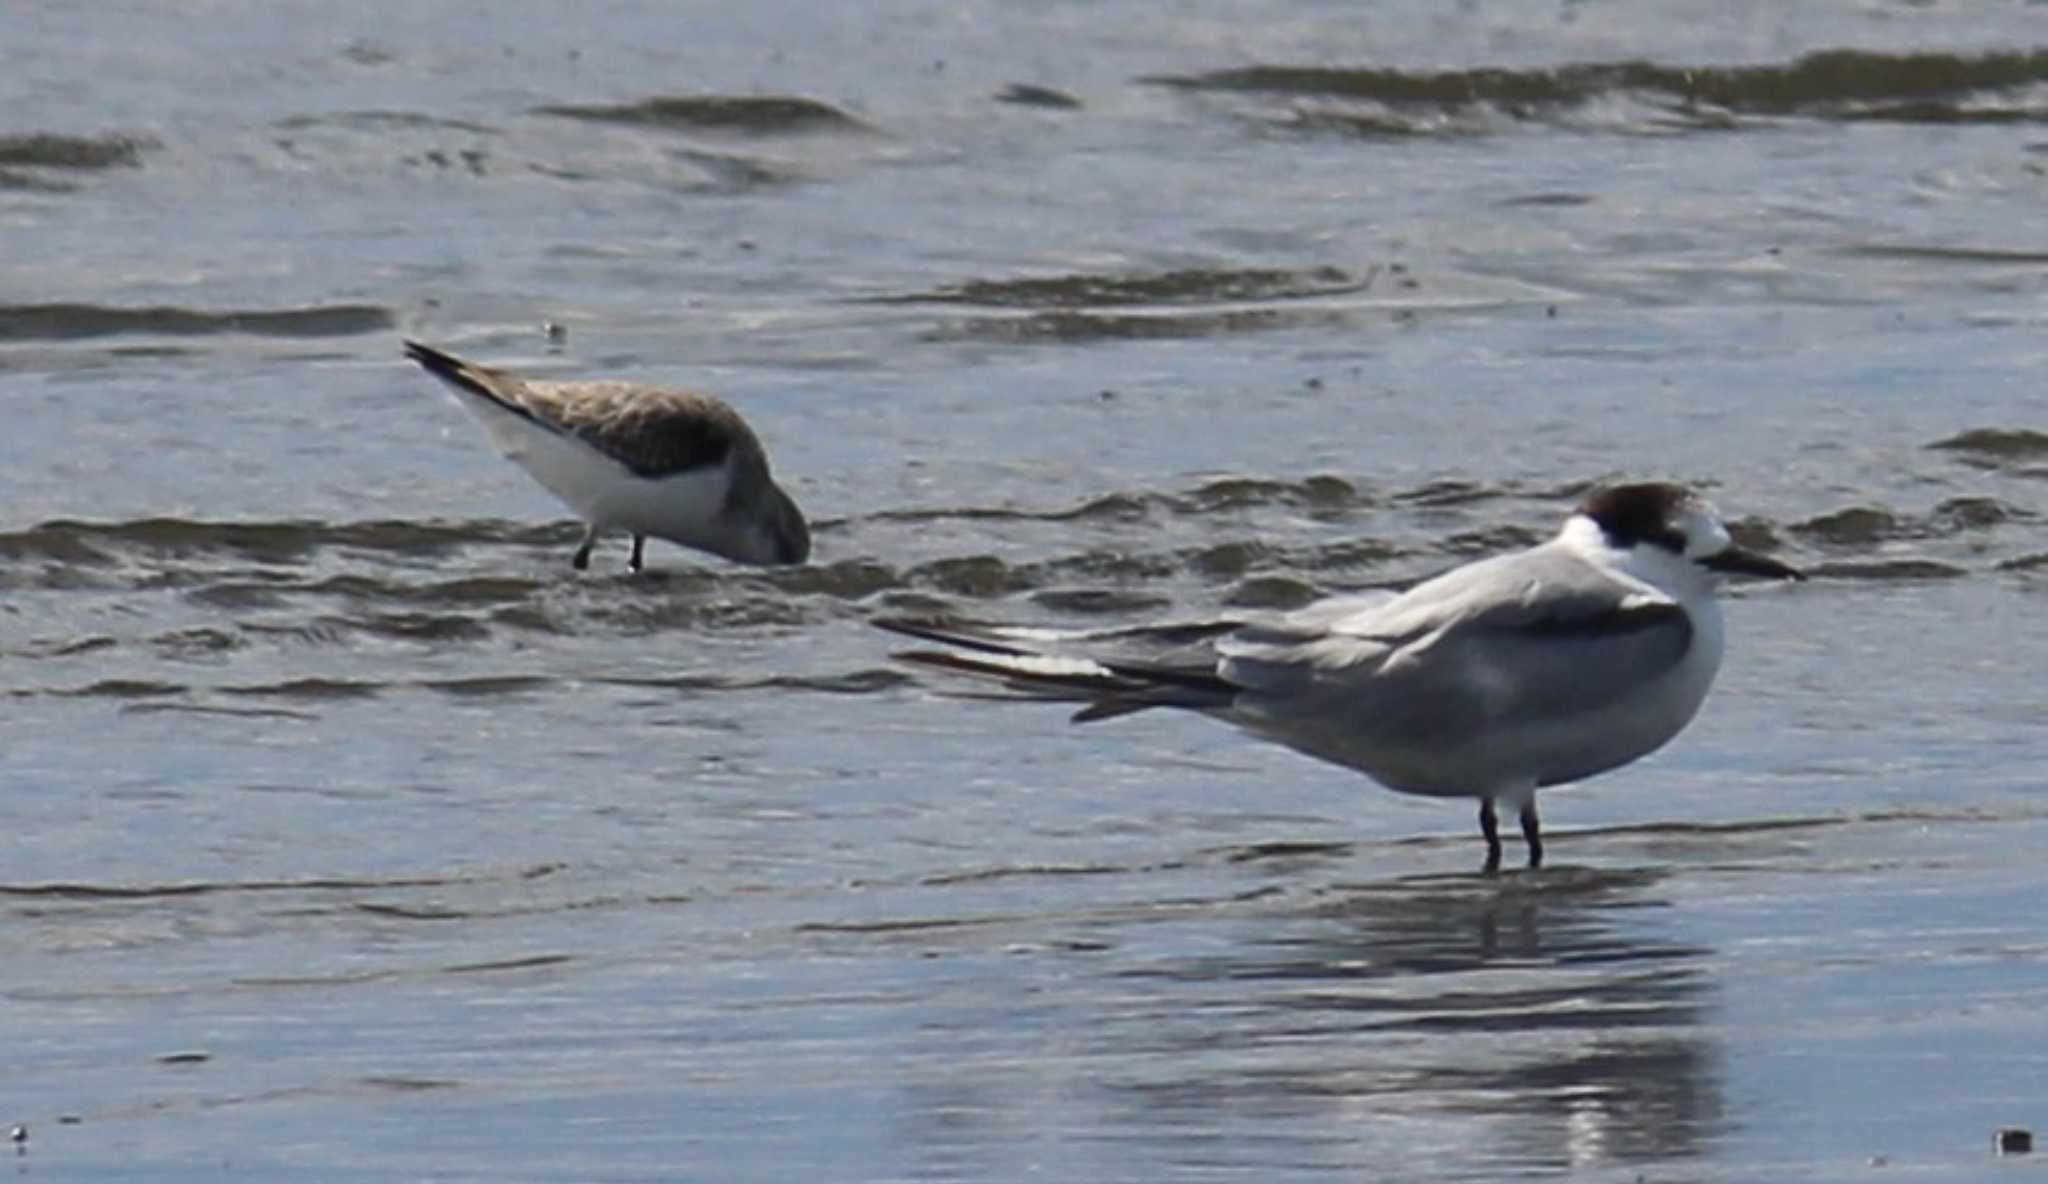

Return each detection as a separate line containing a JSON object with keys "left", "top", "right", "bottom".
{"left": 1996, "top": 1128, "right": 2033, "bottom": 1155}
{"left": 157, "top": 1050, "right": 211, "bottom": 1065}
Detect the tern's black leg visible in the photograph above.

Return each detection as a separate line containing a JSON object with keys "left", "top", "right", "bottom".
{"left": 629, "top": 534, "right": 646, "bottom": 573}
{"left": 1520, "top": 799, "right": 1543, "bottom": 870}
{"left": 1479, "top": 798, "right": 1502, "bottom": 875}
{"left": 572, "top": 525, "right": 597, "bottom": 571}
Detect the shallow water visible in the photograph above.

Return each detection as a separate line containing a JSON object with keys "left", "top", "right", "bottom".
{"left": 7, "top": 1, "right": 2048, "bottom": 1180}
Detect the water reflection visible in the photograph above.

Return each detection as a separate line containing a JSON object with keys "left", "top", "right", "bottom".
{"left": 1089, "top": 865, "right": 1721, "bottom": 1176}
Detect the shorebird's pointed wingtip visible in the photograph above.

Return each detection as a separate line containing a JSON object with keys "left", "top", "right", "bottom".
{"left": 402, "top": 338, "right": 459, "bottom": 367}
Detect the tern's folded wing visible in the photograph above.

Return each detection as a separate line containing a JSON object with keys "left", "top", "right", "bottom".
{"left": 1216, "top": 546, "right": 1694, "bottom": 720}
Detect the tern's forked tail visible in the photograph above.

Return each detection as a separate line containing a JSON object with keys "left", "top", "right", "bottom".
{"left": 875, "top": 616, "right": 1237, "bottom": 722}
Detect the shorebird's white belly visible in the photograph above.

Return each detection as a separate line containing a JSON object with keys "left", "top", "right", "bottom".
{"left": 458, "top": 399, "right": 729, "bottom": 541}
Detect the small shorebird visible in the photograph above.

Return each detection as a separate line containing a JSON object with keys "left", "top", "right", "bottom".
{"left": 404, "top": 340, "right": 809, "bottom": 571}
{"left": 878, "top": 483, "right": 1801, "bottom": 873}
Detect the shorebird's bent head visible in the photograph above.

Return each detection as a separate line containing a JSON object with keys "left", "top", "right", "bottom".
{"left": 743, "top": 483, "right": 810, "bottom": 566}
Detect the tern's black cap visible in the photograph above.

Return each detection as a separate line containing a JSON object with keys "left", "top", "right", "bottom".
{"left": 1580, "top": 483, "right": 1692, "bottom": 554}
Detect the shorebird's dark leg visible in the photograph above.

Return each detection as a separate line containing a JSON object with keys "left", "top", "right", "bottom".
{"left": 629, "top": 534, "right": 646, "bottom": 573}
{"left": 1520, "top": 799, "right": 1543, "bottom": 870}
{"left": 572, "top": 525, "right": 598, "bottom": 571}
{"left": 1479, "top": 798, "right": 1502, "bottom": 875}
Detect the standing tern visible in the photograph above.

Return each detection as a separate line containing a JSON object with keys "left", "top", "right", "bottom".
{"left": 877, "top": 482, "right": 1802, "bottom": 872}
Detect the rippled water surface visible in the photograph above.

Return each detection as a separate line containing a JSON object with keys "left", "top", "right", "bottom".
{"left": 7, "top": 2, "right": 2048, "bottom": 1180}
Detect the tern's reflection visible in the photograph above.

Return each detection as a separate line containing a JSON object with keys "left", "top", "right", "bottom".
{"left": 1099, "top": 864, "right": 1722, "bottom": 1173}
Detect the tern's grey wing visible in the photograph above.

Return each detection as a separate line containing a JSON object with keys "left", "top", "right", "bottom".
{"left": 1217, "top": 544, "right": 1693, "bottom": 727}
{"left": 1272, "top": 589, "right": 1400, "bottom": 632}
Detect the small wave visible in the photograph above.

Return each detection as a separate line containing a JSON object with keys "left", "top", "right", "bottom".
{"left": 994, "top": 83, "right": 1083, "bottom": 110}
{"left": 867, "top": 266, "right": 1368, "bottom": 309}
{"left": 938, "top": 307, "right": 1353, "bottom": 344}
{"left": 1143, "top": 47, "right": 2048, "bottom": 132}
{"left": 1222, "top": 575, "right": 1322, "bottom": 609}
{"left": 1791, "top": 498, "right": 2030, "bottom": 546}
{"left": 920, "top": 862, "right": 1125, "bottom": 886}
{"left": 1030, "top": 587, "right": 1175, "bottom": 615}
{"left": 219, "top": 678, "right": 381, "bottom": 701}
{"left": 594, "top": 669, "right": 911, "bottom": 696}
{"left": 883, "top": 538, "right": 1396, "bottom": 605}
{"left": 906, "top": 266, "right": 1529, "bottom": 341}
{"left": 419, "top": 675, "right": 554, "bottom": 698}
{"left": 0, "top": 302, "right": 392, "bottom": 342}
{"left": 0, "top": 871, "right": 482, "bottom": 900}
{"left": 358, "top": 1076, "right": 463, "bottom": 1093}
{"left": 1808, "top": 558, "right": 1969, "bottom": 581}
{"left": 355, "top": 902, "right": 469, "bottom": 921}
{"left": 0, "top": 167, "right": 78, "bottom": 193}
{"left": 1844, "top": 244, "right": 2048, "bottom": 266}
{"left": 442, "top": 954, "right": 574, "bottom": 975}
{"left": 1438, "top": 525, "right": 1547, "bottom": 555}
{"left": 274, "top": 110, "right": 499, "bottom": 135}
{"left": 666, "top": 146, "right": 806, "bottom": 190}
{"left": 1932, "top": 496, "right": 2028, "bottom": 529}
{"left": 126, "top": 703, "right": 316, "bottom": 720}
{"left": 904, "top": 555, "right": 1036, "bottom": 598}
{"left": 532, "top": 94, "right": 871, "bottom": 135}
{"left": 1927, "top": 427, "right": 2048, "bottom": 469}
{"left": 12, "top": 635, "right": 116, "bottom": 659}
{"left": 0, "top": 131, "right": 155, "bottom": 170}
{"left": 56, "top": 678, "right": 184, "bottom": 699}
{"left": 1393, "top": 479, "right": 1502, "bottom": 507}
{"left": 860, "top": 491, "right": 1157, "bottom": 526}
{"left": 864, "top": 478, "right": 1363, "bottom": 531}
{"left": 1185, "top": 475, "right": 1361, "bottom": 512}
{"left": 0, "top": 517, "right": 561, "bottom": 569}
{"left": 1791, "top": 506, "right": 1901, "bottom": 546}
{"left": 1225, "top": 840, "right": 1357, "bottom": 864}
{"left": 1182, "top": 541, "right": 1273, "bottom": 579}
